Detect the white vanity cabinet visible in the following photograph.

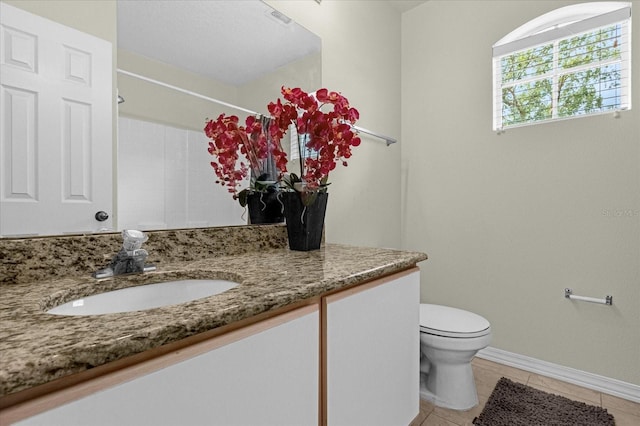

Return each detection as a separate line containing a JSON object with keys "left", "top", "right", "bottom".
{"left": 324, "top": 269, "right": 420, "bottom": 426}
{"left": 15, "top": 305, "right": 319, "bottom": 426}
{"left": 5, "top": 268, "right": 421, "bottom": 426}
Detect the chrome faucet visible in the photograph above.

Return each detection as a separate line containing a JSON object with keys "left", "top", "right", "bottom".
{"left": 93, "top": 230, "right": 156, "bottom": 279}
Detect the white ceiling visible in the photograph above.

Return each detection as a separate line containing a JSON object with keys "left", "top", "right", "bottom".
{"left": 388, "top": 0, "right": 428, "bottom": 13}
{"left": 117, "top": 0, "right": 321, "bottom": 86}
{"left": 117, "top": 1, "right": 427, "bottom": 86}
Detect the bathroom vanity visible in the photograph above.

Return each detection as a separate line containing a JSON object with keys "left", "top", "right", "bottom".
{"left": 0, "top": 225, "right": 427, "bottom": 425}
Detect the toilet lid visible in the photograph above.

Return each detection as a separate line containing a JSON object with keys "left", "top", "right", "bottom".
{"left": 420, "top": 304, "right": 491, "bottom": 338}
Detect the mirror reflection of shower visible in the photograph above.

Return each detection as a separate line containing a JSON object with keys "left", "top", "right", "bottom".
{"left": 114, "top": 1, "right": 322, "bottom": 233}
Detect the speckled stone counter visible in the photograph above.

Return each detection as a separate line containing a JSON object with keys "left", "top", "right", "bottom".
{"left": 0, "top": 225, "right": 290, "bottom": 285}
{"left": 0, "top": 227, "right": 427, "bottom": 398}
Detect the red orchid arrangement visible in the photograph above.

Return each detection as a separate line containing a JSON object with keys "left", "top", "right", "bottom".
{"left": 204, "top": 114, "right": 287, "bottom": 202}
{"left": 267, "top": 87, "right": 361, "bottom": 192}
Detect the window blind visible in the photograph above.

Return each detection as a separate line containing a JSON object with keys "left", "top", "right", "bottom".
{"left": 492, "top": 3, "right": 632, "bottom": 130}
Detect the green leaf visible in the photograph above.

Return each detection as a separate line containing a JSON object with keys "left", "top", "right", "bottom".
{"left": 301, "top": 191, "right": 318, "bottom": 206}
{"left": 238, "top": 189, "right": 249, "bottom": 207}
{"left": 283, "top": 173, "right": 302, "bottom": 190}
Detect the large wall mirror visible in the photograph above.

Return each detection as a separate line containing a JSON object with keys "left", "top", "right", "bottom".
{"left": 0, "top": 0, "right": 320, "bottom": 238}
{"left": 116, "top": 0, "right": 321, "bottom": 232}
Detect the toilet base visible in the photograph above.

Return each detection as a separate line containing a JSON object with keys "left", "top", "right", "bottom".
{"left": 419, "top": 367, "right": 479, "bottom": 411}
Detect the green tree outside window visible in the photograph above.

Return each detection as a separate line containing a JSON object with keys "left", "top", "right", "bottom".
{"left": 499, "top": 25, "right": 622, "bottom": 128}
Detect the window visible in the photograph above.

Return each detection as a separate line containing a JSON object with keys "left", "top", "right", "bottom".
{"left": 492, "top": 2, "right": 631, "bottom": 130}
{"left": 289, "top": 124, "right": 316, "bottom": 161}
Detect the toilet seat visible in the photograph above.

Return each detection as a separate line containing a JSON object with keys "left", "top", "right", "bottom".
{"left": 420, "top": 304, "right": 490, "bottom": 338}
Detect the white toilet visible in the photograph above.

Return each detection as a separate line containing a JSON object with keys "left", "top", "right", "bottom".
{"left": 419, "top": 304, "right": 492, "bottom": 411}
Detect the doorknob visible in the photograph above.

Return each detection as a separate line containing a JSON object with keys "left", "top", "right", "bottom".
{"left": 95, "top": 211, "right": 109, "bottom": 222}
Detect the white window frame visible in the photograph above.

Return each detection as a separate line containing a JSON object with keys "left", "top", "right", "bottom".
{"left": 492, "top": 2, "right": 632, "bottom": 131}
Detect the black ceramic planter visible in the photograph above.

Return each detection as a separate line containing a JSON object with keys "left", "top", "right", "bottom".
{"left": 247, "top": 192, "right": 285, "bottom": 224}
{"left": 283, "top": 192, "right": 328, "bottom": 251}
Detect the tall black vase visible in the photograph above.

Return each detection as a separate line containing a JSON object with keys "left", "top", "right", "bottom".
{"left": 247, "top": 192, "right": 284, "bottom": 224}
{"left": 282, "top": 192, "right": 328, "bottom": 251}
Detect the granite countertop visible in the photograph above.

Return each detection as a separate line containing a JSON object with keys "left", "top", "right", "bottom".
{"left": 0, "top": 243, "right": 427, "bottom": 398}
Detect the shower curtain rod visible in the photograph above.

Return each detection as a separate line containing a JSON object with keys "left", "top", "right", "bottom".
{"left": 117, "top": 69, "right": 397, "bottom": 146}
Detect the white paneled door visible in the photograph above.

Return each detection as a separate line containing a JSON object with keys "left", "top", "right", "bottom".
{"left": 0, "top": 3, "right": 112, "bottom": 237}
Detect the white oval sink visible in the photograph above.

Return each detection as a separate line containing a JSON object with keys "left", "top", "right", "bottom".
{"left": 47, "top": 279, "right": 238, "bottom": 316}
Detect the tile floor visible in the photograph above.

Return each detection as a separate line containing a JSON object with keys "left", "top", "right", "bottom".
{"left": 410, "top": 357, "right": 640, "bottom": 426}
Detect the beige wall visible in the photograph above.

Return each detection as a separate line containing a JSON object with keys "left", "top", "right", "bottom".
{"left": 117, "top": 51, "right": 320, "bottom": 131}
{"left": 267, "top": 0, "right": 403, "bottom": 249}
{"left": 237, "top": 52, "right": 322, "bottom": 118}
{"left": 2, "top": 0, "right": 115, "bottom": 41}
{"left": 117, "top": 50, "right": 237, "bottom": 132}
{"left": 402, "top": 0, "right": 640, "bottom": 385}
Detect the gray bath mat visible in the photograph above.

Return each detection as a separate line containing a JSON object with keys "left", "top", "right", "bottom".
{"left": 473, "top": 377, "right": 615, "bottom": 426}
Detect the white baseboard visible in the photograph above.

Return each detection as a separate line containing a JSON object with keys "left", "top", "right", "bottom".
{"left": 477, "top": 346, "right": 640, "bottom": 403}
